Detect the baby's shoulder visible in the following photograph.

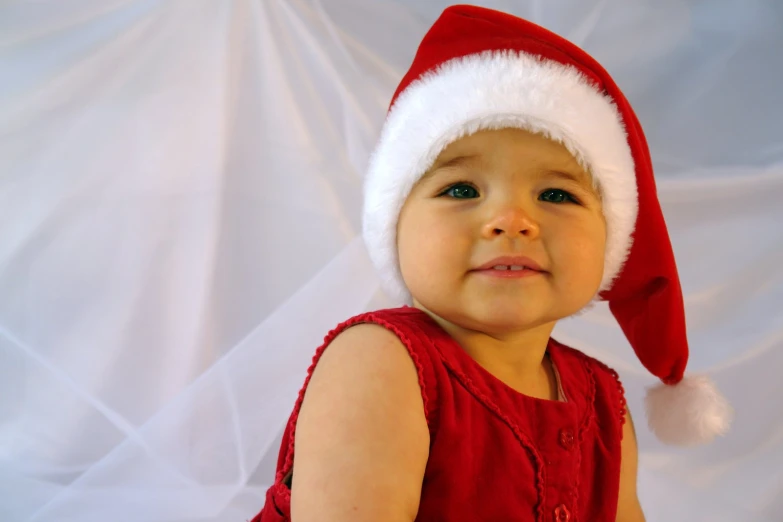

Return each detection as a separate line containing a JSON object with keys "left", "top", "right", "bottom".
{"left": 317, "top": 320, "right": 413, "bottom": 382}
{"left": 314, "top": 307, "right": 435, "bottom": 399}
{"left": 330, "top": 306, "right": 443, "bottom": 354}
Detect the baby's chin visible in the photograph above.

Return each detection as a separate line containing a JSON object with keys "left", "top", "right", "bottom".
{"left": 419, "top": 298, "right": 569, "bottom": 335}
{"left": 462, "top": 308, "right": 561, "bottom": 335}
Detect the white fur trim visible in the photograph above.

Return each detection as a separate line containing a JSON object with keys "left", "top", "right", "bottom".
{"left": 363, "top": 50, "right": 638, "bottom": 303}
{"left": 645, "top": 375, "right": 733, "bottom": 446}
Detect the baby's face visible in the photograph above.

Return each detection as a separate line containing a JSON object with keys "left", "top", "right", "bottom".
{"left": 397, "top": 128, "right": 606, "bottom": 334}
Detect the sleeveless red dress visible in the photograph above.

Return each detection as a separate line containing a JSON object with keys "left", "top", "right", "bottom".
{"left": 253, "top": 307, "right": 627, "bottom": 522}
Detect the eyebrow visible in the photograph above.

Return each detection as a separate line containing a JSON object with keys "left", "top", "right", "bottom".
{"left": 435, "top": 154, "right": 478, "bottom": 170}
{"left": 548, "top": 169, "right": 600, "bottom": 196}
{"left": 549, "top": 170, "right": 586, "bottom": 184}
{"left": 420, "top": 155, "right": 478, "bottom": 182}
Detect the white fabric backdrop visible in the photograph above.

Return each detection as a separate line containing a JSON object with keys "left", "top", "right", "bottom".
{"left": 1, "top": 0, "right": 782, "bottom": 520}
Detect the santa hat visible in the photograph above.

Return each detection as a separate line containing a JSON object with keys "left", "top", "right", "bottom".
{"left": 361, "top": 5, "right": 732, "bottom": 446}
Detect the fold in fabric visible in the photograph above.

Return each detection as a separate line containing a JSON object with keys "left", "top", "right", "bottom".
{"left": 1, "top": 1, "right": 781, "bottom": 520}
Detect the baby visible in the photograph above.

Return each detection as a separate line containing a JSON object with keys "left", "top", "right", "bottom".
{"left": 252, "top": 5, "right": 731, "bottom": 522}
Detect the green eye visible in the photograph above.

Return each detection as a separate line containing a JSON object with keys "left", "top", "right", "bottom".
{"left": 443, "top": 184, "right": 479, "bottom": 199}
{"left": 540, "top": 189, "right": 578, "bottom": 204}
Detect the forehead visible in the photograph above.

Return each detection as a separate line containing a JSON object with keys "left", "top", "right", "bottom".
{"left": 435, "top": 128, "right": 582, "bottom": 167}
{"left": 424, "top": 128, "right": 597, "bottom": 189}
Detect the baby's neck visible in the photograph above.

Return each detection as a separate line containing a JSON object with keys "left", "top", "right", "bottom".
{"left": 418, "top": 307, "right": 558, "bottom": 400}
{"left": 458, "top": 325, "right": 556, "bottom": 399}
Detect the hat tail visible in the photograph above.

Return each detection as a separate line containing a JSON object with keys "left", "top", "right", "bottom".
{"left": 645, "top": 375, "right": 733, "bottom": 446}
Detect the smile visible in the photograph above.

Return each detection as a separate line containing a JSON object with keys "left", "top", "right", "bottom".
{"left": 471, "top": 255, "right": 548, "bottom": 278}
{"left": 472, "top": 265, "right": 544, "bottom": 278}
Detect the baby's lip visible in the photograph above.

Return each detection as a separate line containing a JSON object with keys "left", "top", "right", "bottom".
{"left": 473, "top": 255, "right": 546, "bottom": 272}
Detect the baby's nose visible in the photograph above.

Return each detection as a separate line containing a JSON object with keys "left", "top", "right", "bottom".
{"left": 482, "top": 207, "right": 540, "bottom": 238}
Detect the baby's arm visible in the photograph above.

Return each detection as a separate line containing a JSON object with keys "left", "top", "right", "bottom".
{"left": 616, "top": 408, "right": 646, "bottom": 522}
{"left": 290, "top": 324, "right": 430, "bottom": 522}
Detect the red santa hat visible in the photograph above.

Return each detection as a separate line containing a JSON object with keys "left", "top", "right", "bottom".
{"left": 362, "top": 4, "right": 732, "bottom": 446}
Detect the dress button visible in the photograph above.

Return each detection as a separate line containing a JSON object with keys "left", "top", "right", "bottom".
{"left": 559, "top": 428, "right": 575, "bottom": 450}
{"left": 554, "top": 504, "right": 571, "bottom": 521}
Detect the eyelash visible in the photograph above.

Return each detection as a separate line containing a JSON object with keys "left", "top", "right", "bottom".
{"left": 540, "top": 188, "right": 581, "bottom": 205}
{"left": 437, "top": 182, "right": 581, "bottom": 205}
{"left": 437, "top": 182, "right": 479, "bottom": 199}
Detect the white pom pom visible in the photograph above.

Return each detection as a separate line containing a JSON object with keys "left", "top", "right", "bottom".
{"left": 645, "top": 375, "right": 733, "bottom": 446}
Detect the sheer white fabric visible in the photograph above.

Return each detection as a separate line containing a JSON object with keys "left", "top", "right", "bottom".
{"left": 1, "top": 1, "right": 781, "bottom": 520}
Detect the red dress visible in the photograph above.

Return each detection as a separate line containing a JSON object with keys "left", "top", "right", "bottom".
{"left": 254, "top": 307, "right": 627, "bottom": 522}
